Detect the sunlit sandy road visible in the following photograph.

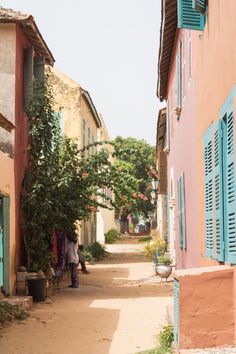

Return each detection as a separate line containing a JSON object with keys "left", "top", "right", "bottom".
{"left": 0, "top": 241, "right": 172, "bottom": 354}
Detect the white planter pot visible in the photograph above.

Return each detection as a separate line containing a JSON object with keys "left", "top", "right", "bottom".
{"left": 155, "top": 264, "right": 172, "bottom": 279}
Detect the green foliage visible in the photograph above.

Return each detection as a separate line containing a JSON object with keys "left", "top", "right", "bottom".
{"left": 157, "top": 255, "right": 172, "bottom": 265}
{"left": 159, "top": 325, "right": 174, "bottom": 352}
{"left": 22, "top": 76, "right": 140, "bottom": 271}
{"left": 83, "top": 250, "right": 93, "bottom": 262}
{"left": 86, "top": 242, "right": 105, "bottom": 261}
{"left": 143, "top": 236, "right": 166, "bottom": 263}
{"left": 104, "top": 228, "right": 119, "bottom": 244}
{"left": 138, "top": 236, "right": 152, "bottom": 242}
{"left": 113, "top": 136, "right": 156, "bottom": 218}
{"left": 134, "top": 325, "right": 173, "bottom": 354}
{"left": 0, "top": 302, "right": 29, "bottom": 326}
{"left": 85, "top": 242, "right": 105, "bottom": 260}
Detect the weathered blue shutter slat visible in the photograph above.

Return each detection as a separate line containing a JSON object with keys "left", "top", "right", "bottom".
{"left": 177, "top": 178, "right": 183, "bottom": 248}
{"left": 181, "top": 174, "right": 186, "bottom": 249}
{"left": 225, "top": 110, "right": 236, "bottom": 263}
{"left": 174, "top": 279, "right": 180, "bottom": 345}
{"left": 3, "top": 196, "right": 10, "bottom": 294}
{"left": 214, "top": 120, "right": 224, "bottom": 261}
{"left": 178, "top": 0, "right": 205, "bottom": 30}
{"left": 192, "top": 0, "right": 207, "bottom": 14}
{"left": 203, "top": 126, "right": 213, "bottom": 257}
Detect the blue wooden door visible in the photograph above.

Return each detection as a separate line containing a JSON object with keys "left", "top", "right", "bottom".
{"left": 0, "top": 197, "right": 3, "bottom": 287}
{"left": 3, "top": 196, "right": 10, "bottom": 294}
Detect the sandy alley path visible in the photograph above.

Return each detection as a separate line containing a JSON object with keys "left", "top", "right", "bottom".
{"left": 0, "top": 240, "right": 173, "bottom": 354}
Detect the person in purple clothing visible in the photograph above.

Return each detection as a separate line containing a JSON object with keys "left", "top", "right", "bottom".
{"left": 67, "top": 233, "right": 79, "bottom": 288}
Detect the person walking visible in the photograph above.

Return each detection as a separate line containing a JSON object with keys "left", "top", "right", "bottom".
{"left": 68, "top": 233, "right": 79, "bottom": 288}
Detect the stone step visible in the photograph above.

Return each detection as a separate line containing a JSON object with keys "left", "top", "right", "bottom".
{"left": 0, "top": 296, "right": 33, "bottom": 311}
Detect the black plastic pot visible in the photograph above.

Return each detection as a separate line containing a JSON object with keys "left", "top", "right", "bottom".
{"left": 27, "top": 278, "right": 46, "bottom": 302}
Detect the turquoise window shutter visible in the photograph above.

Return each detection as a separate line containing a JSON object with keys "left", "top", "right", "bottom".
{"left": 177, "top": 178, "right": 183, "bottom": 248}
{"left": 192, "top": 0, "right": 207, "bottom": 14}
{"left": 224, "top": 109, "right": 236, "bottom": 263}
{"left": 180, "top": 174, "right": 186, "bottom": 249}
{"left": 0, "top": 197, "right": 3, "bottom": 287}
{"left": 214, "top": 120, "right": 225, "bottom": 261}
{"left": 203, "top": 126, "right": 213, "bottom": 257}
{"left": 178, "top": 0, "right": 205, "bottom": 30}
{"left": 174, "top": 279, "right": 180, "bottom": 345}
{"left": 3, "top": 196, "right": 10, "bottom": 294}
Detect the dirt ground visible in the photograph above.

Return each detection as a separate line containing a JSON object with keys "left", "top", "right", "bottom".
{"left": 0, "top": 239, "right": 173, "bottom": 354}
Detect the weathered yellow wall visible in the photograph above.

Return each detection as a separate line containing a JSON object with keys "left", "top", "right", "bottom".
{"left": 0, "top": 152, "right": 15, "bottom": 294}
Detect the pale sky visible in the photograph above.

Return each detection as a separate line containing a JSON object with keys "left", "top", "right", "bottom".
{"left": 1, "top": 0, "right": 162, "bottom": 145}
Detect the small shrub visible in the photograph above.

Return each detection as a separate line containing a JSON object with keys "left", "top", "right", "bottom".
{"left": 104, "top": 228, "right": 119, "bottom": 244}
{"left": 0, "top": 302, "right": 29, "bottom": 327}
{"left": 86, "top": 242, "right": 105, "bottom": 260}
{"left": 144, "top": 236, "right": 166, "bottom": 262}
{"left": 159, "top": 325, "right": 174, "bottom": 352}
{"left": 83, "top": 249, "right": 93, "bottom": 262}
{"left": 138, "top": 236, "right": 152, "bottom": 242}
{"left": 158, "top": 254, "right": 172, "bottom": 265}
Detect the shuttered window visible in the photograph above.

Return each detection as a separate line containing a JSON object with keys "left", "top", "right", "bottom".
{"left": 177, "top": 173, "right": 186, "bottom": 249}
{"left": 214, "top": 120, "right": 224, "bottom": 261}
{"left": 224, "top": 110, "right": 236, "bottom": 263}
{"left": 177, "top": 0, "right": 206, "bottom": 31}
{"left": 203, "top": 125, "right": 213, "bottom": 257}
{"left": 203, "top": 90, "right": 236, "bottom": 264}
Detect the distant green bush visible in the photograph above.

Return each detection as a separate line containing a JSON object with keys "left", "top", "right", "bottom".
{"left": 138, "top": 236, "right": 152, "bottom": 242}
{"left": 86, "top": 242, "right": 105, "bottom": 260}
{"left": 104, "top": 228, "right": 119, "bottom": 244}
{"left": 83, "top": 249, "right": 93, "bottom": 262}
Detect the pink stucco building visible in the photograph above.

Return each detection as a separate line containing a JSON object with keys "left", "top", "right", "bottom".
{"left": 157, "top": 0, "right": 236, "bottom": 351}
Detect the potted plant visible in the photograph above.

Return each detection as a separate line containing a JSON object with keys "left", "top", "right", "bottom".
{"left": 143, "top": 235, "right": 166, "bottom": 265}
{"left": 155, "top": 254, "right": 172, "bottom": 280}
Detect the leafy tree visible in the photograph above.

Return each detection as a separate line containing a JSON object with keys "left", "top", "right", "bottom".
{"left": 113, "top": 136, "right": 156, "bottom": 225}
{"left": 22, "top": 78, "right": 139, "bottom": 271}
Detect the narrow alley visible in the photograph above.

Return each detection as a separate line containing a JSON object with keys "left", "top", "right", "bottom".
{"left": 0, "top": 240, "right": 172, "bottom": 354}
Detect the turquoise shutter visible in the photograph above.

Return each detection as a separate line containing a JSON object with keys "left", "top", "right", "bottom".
{"left": 178, "top": 0, "right": 205, "bottom": 30}
{"left": 3, "top": 196, "right": 10, "bottom": 294}
{"left": 214, "top": 121, "right": 224, "bottom": 261}
{"left": 225, "top": 110, "right": 236, "bottom": 263}
{"left": 203, "top": 126, "right": 213, "bottom": 257}
{"left": 177, "top": 178, "right": 183, "bottom": 248}
{"left": 0, "top": 197, "right": 3, "bottom": 287}
{"left": 180, "top": 174, "right": 186, "bottom": 249}
{"left": 192, "top": 0, "right": 207, "bottom": 14}
{"left": 174, "top": 279, "right": 180, "bottom": 345}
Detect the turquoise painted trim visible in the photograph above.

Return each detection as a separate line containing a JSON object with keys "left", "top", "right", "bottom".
{"left": 214, "top": 120, "right": 225, "bottom": 262}
{"left": 181, "top": 173, "right": 187, "bottom": 250}
{"left": 3, "top": 196, "right": 10, "bottom": 294}
{"left": 222, "top": 105, "right": 236, "bottom": 264}
{"left": 177, "top": 0, "right": 205, "bottom": 31}
{"left": 0, "top": 197, "right": 3, "bottom": 287}
{"left": 203, "top": 125, "right": 214, "bottom": 258}
{"left": 220, "top": 85, "right": 236, "bottom": 116}
{"left": 174, "top": 279, "right": 180, "bottom": 346}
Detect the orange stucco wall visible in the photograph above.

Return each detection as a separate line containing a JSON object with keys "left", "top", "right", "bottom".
{"left": 0, "top": 152, "right": 15, "bottom": 293}
{"left": 174, "top": 266, "right": 234, "bottom": 350}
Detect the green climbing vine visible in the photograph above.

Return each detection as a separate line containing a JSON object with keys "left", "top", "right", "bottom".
{"left": 22, "top": 76, "right": 140, "bottom": 271}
